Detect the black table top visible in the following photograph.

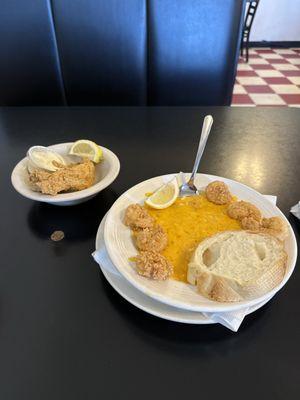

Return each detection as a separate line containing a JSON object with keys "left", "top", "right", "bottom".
{"left": 0, "top": 107, "right": 299, "bottom": 400}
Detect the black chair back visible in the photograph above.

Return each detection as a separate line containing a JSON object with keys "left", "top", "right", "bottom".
{"left": 0, "top": 0, "right": 245, "bottom": 106}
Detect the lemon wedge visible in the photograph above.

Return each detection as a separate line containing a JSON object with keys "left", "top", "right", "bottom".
{"left": 145, "top": 177, "right": 179, "bottom": 209}
{"left": 69, "top": 140, "right": 103, "bottom": 163}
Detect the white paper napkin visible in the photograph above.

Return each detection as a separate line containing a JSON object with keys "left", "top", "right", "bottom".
{"left": 93, "top": 194, "right": 277, "bottom": 332}
{"left": 92, "top": 247, "right": 121, "bottom": 277}
{"left": 290, "top": 201, "right": 300, "bottom": 219}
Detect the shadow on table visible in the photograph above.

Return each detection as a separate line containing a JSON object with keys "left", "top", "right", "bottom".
{"left": 27, "top": 188, "right": 118, "bottom": 242}
{"left": 99, "top": 272, "right": 272, "bottom": 352}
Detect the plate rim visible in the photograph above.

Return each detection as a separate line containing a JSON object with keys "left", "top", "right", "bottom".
{"left": 104, "top": 173, "right": 298, "bottom": 313}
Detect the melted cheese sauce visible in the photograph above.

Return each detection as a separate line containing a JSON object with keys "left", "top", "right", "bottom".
{"left": 146, "top": 194, "right": 241, "bottom": 282}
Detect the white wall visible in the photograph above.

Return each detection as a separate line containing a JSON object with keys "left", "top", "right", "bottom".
{"left": 250, "top": 0, "right": 300, "bottom": 41}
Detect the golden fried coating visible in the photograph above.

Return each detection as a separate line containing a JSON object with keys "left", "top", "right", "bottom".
{"left": 135, "top": 251, "right": 173, "bottom": 280}
{"left": 236, "top": 210, "right": 288, "bottom": 240}
{"left": 227, "top": 201, "right": 261, "bottom": 222}
{"left": 241, "top": 216, "right": 261, "bottom": 231}
{"left": 29, "top": 160, "right": 95, "bottom": 195}
{"left": 135, "top": 225, "right": 168, "bottom": 252}
{"left": 205, "top": 181, "right": 232, "bottom": 205}
{"left": 124, "top": 204, "right": 154, "bottom": 230}
{"left": 261, "top": 217, "right": 289, "bottom": 241}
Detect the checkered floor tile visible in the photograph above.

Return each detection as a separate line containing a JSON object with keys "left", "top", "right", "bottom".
{"left": 232, "top": 48, "right": 300, "bottom": 107}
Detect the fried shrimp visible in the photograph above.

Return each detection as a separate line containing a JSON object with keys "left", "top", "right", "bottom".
{"left": 135, "top": 225, "right": 168, "bottom": 252}
{"left": 241, "top": 216, "right": 261, "bottom": 231}
{"left": 232, "top": 204, "right": 288, "bottom": 240}
{"left": 227, "top": 201, "right": 262, "bottom": 222}
{"left": 135, "top": 251, "right": 173, "bottom": 280}
{"left": 261, "top": 217, "right": 288, "bottom": 241}
{"left": 124, "top": 204, "right": 154, "bottom": 230}
{"left": 205, "top": 181, "right": 232, "bottom": 205}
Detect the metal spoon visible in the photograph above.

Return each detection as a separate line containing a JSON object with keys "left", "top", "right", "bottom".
{"left": 179, "top": 115, "right": 213, "bottom": 197}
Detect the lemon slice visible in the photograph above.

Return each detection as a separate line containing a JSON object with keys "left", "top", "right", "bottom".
{"left": 145, "top": 177, "right": 179, "bottom": 209}
{"left": 69, "top": 140, "right": 103, "bottom": 163}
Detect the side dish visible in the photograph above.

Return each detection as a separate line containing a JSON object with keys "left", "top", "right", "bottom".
{"left": 26, "top": 140, "right": 103, "bottom": 195}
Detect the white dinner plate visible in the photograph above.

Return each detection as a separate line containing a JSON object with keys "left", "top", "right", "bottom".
{"left": 104, "top": 173, "right": 297, "bottom": 313}
{"left": 11, "top": 142, "right": 120, "bottom": 206}
{"left": 96, "top": 214, "right": 273, "bottom": 324}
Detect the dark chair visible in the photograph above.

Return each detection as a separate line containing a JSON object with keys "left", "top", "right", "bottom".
{"left": 241, "top": 0, "right": 260, "bottom": 62}
{"left": 0, "top": 0, "right": 245, "bottom": 106}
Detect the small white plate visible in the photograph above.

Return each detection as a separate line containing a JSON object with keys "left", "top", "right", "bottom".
{"left": 104, "top": 173, "right": 297, "bottom": 313}
{"left": 11, "top": 142, "right": 120, "bottom": 206}
{"left": 96, "top": 214, "right": 272, "bottom": 324}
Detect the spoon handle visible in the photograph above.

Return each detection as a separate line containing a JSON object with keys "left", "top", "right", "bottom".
{"left": 188, "top": 115, "right": 213, "bottom": 184}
